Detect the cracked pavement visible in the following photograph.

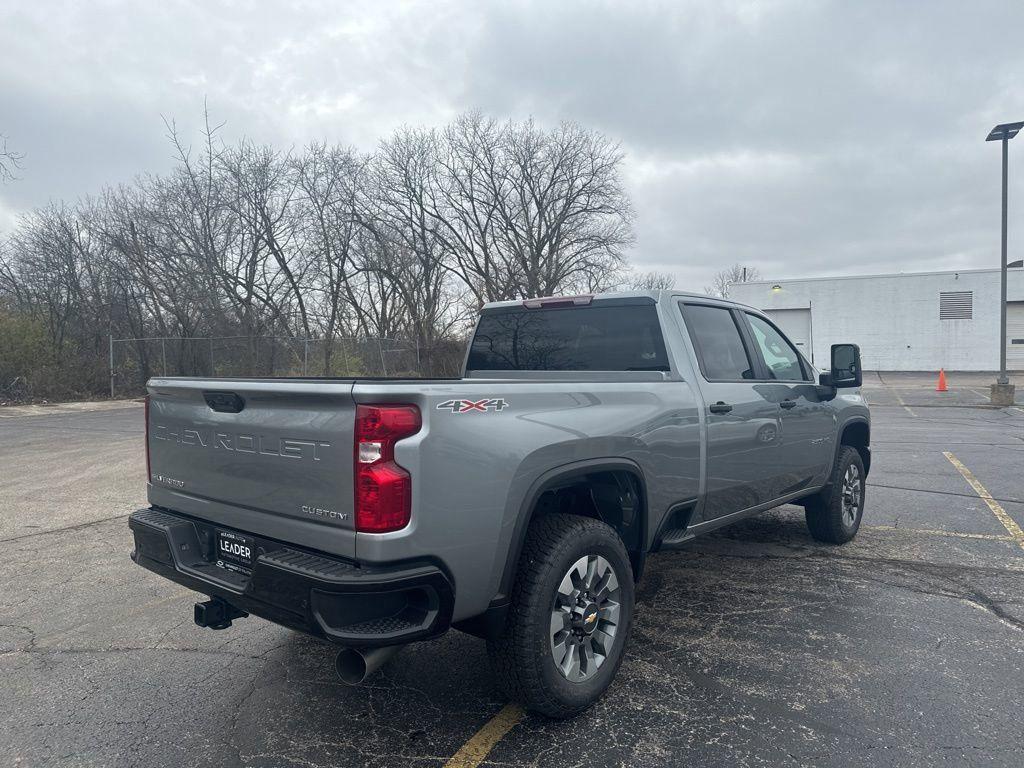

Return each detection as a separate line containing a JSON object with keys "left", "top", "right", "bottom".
{"left": 2, "top": 379, "right": 1023, "bottom": 767}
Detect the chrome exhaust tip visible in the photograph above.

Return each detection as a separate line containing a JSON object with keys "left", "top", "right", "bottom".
{"left": 335, "top": 645, "right": 403, "bottom": 685}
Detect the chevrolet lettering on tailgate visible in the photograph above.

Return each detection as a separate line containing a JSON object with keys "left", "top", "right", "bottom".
{"left": 152, "top": 424, "right": 331, "bottom": 461}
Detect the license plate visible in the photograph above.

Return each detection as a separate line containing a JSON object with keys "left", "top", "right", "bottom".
{"left": 215, "top": 530, "right": 254, "bottom": 573}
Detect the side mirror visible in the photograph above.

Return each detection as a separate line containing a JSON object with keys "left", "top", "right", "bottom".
{"left": 823, "top": 343, "right": 862, "bottom": 389}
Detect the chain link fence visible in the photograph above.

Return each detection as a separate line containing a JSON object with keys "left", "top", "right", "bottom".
{"left": 108, "top": 335, "right": 465, "bottom": 398}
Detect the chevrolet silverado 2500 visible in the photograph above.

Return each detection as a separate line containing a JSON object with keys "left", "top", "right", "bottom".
{"left": 129, "top": 291, "right": 870, "bottom": 717}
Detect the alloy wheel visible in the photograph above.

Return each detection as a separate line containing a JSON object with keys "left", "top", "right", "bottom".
{"left": 549, "top": 555, "right": 622, "bottom": 683}
{"left": 841, "top": 464, "right": 862, "bottom": 527}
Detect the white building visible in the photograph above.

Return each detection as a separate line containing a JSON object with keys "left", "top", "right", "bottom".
{"left": 729, "top": 268, "right": 1024, "bottom": 372}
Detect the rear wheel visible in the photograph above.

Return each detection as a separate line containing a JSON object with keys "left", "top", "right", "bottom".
{"left": 804, "top": 446, "right": 866, "bottom": 544}
{"left": 487, "top": 513, "right": 634, "bottom": 718}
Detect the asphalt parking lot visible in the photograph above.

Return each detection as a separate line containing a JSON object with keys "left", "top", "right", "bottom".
{"left": 2, "top": 373, "right": 1023, "bottom": 767}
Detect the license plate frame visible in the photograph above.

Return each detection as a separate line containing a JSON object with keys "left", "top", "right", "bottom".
{"left": 215, "top": 529, "right": 255, "bottom": 573}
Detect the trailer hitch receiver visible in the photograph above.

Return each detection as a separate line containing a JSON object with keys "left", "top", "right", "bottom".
{"left": 194, "top": 597, "right": 248, "bottom": 630}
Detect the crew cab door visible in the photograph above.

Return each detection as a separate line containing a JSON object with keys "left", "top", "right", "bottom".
{"left": 679, "top": 302, "right": 785, "bottom": 520}
{"left": 738, "top": 312, "right": 835, "bottom": 493}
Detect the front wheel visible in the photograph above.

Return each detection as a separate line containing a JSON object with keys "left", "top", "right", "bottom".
{"left": 804, "top": 446, "right": 866, "bottom": 544}
{"left": 487, "top": 513, "right": 635, "bottom": 718}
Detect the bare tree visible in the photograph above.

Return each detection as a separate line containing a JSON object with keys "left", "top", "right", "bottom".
{"left": 428, "top": 113, "right": 512, "bottom": 305}
{"left": 704, "top": 264, "right": 760, "bottom": 298}
{"left": 0, "top": 110, "right": 645, "bottom": 398}
{"left": 380, "top": 114, "right": 636, "bottom": 305}
{"left": 160, "top": 115, "right": 299, "bottom": 373}
{"left": 0, "top": 134, "right": 23, "bottom": 182}
{"left": 219, "top": 139, "right": 310, "bottom": 339}
{"left": 494, "top": 120, "right": 633, "bottom": 299}
{"left": 293, "top": 142, "right": 367, "bottom": 372}
{"left": 0, "top": 238, "right": 21, "bottom": 303}
{"left": 364, "top": 127, "right": 467, "bottom": 350}
{"left": 628, "top": 270, "right": 676, "bottom": 291}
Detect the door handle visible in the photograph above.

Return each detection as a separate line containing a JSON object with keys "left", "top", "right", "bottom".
{"left": 780, "top": 399, "right": 797, "bottom": 410}
{"left": 709, "top": 401, "right": 733, "bottom": 414}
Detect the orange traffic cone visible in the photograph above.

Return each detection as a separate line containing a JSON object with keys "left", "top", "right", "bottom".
{"left": 936, "top": 369, "right": 948, "bottom": 392}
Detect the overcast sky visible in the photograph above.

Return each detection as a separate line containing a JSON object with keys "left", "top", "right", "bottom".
{"left": 2, "top": 0, "right": 1023, "bottom": 289}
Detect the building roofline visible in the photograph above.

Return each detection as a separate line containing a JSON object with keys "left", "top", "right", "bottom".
{"left": 737, "top": 266, "right": 1011, "bottom": 286}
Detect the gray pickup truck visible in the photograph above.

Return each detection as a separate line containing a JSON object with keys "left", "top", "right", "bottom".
{"left": 129, "top": 290, "right": 870, "bottom": 717}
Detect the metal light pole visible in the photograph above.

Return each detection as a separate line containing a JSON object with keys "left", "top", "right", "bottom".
{"left": 986, "top": 121, "right": 1024, "bottom": 404}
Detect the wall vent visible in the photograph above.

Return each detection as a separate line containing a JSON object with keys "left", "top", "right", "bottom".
{"left": 939, "top": 291, "right": 973, "bottom": 320}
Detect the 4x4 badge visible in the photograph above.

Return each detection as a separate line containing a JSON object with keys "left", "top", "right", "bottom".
{"left": 437, "top": 398, "right": 509, "bottom": 413}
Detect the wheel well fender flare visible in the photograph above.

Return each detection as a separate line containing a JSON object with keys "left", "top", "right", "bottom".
{"left": 835, "top": 417, "right": 870, "bottom": 475}
{"left": 496, "top": 458, "right": 649, "bottom": 600}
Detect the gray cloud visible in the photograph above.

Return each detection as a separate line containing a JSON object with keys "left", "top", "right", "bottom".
{"left": 2, "top": 0, "right": 1023, "bottom": 288}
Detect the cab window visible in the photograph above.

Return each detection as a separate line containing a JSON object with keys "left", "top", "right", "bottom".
{"left": 681, "top": 304, "right": 756, "bottom": 381}
{"left": 467, "top": 303, "right": 669, "bottom": 371}
{"left": 744, "top": 314, "right": 807, "bottom": 381}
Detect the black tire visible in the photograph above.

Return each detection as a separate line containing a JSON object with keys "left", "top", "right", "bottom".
{"left": 804, "top": 446, "right": 866, "bottom": 544}
{"left": 486, "top": 513, "right": 635, "bottom": 718}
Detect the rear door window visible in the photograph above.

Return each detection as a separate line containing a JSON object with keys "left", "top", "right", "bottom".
{"left": 681, "top": 304, "right": 756, "bottom": 381}
{"left": 466, "top": 303, "right": 669, "bottom": 371}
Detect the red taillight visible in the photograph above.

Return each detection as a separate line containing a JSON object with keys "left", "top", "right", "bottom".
{"left": 144, "top": 394, "right": 151, "bottom": 481}
{"left": 354, "top": 404, "right": 421, "bottom": 533}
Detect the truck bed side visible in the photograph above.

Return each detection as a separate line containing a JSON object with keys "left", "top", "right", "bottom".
{"left": 351, "top": 374, "right": 701, "bottom": 621}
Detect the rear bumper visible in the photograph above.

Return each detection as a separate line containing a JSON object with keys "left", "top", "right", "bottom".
{"left": 129, "top": 507, "right": 454, "bottom": 647}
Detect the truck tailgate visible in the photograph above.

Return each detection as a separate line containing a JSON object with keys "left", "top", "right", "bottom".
{"left": 146, "top": 378, "right": 357, "bottom": 558}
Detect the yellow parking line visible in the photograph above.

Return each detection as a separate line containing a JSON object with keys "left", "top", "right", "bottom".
{"left": 944, "top": 452, "right": 1024, "bottom": 552}
{"left": 444, "top": 704, "right": 524, "bottom": 768}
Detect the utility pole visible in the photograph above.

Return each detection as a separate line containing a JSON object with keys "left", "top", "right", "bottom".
{"left": 109, "top": 335, "right": 115, "bottom": 399}
{"left": 999, "top": 135, "right": 1009, "bottom": 385}
{"left": 986, "top": 121, "right": 1024, "bottom": 405}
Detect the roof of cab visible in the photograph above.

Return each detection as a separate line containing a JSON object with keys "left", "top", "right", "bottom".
{"left": 480, "top": 289, "right": 759, "bottom": 312}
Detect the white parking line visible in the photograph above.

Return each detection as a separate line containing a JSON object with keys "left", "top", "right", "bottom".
{"left": 891, "top": 389, "right": 917, "bottom": 417}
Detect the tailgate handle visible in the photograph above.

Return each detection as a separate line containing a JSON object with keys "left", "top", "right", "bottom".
{"left": 204, "top": 391, "right": 245, "bottom": 413}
